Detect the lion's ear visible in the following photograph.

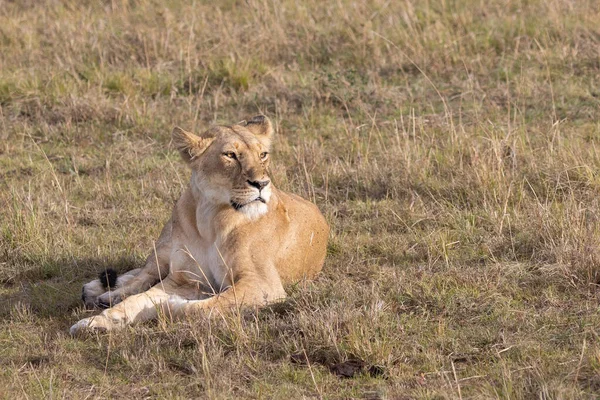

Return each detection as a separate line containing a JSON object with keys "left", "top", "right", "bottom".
{"left": 172, "top": 127, "right": 214, "bottom": 163}
{"left": 239, "top": 115, "right": 273, "bottom": 146}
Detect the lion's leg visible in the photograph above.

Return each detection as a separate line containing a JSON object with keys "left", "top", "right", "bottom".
{"left": 71, "top": 278, "right": 198, "bottom": 336}
{"left": 95, "top": 267, "right": 162, "bottom": 308}
{"left": 170, "top": 272, "right": 287, "bottom": 317}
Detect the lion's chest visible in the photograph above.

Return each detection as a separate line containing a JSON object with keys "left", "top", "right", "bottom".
{"left": 169, "top": 239, "right": 229, "bottom": 293}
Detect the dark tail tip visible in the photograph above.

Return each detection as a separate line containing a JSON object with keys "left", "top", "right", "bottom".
{"left": 98, "top": 268, "right": 118, "bottom": 290}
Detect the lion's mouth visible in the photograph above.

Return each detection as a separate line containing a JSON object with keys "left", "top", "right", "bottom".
{"left": 231, "top": 197, "right": 266, "bottom": 210}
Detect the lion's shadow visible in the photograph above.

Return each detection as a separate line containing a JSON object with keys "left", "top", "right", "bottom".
{"left": 0, "top": 254, "right": 141, "bottom": 321}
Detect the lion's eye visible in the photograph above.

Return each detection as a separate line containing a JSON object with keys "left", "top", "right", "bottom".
{"left": 223, "top": 152, "right": 237, "bottom": 160}
{"left": 260, "top": 152, "right": 269, "bottom": 160}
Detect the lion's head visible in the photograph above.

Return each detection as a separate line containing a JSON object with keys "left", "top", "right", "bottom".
{"left": 172, "top": 115, "right": 274, "bottom": 217}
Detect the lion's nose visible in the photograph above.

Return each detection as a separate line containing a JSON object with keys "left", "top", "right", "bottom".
{"left": 247, "top": 180, "right": 270, "bottom": 190}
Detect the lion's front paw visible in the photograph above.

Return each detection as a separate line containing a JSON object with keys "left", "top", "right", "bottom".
{"left": 69, "top": 315, "right": 121, "bottom": 337}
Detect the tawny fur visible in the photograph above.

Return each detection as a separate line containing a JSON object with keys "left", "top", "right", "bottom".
{"left": 72, "top": 115, "right": 329, "bottom": 335}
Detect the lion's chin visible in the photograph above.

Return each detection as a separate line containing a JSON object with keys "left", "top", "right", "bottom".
{"left": 233, "top": 201, "right": 269, "bottom": 219}
{"left": 231, "top": 197, "right": 266, "bottom": 210}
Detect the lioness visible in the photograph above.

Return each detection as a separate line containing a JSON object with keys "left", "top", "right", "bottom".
{"left": 71, "top": 115, "right": 329, "bottom": 336}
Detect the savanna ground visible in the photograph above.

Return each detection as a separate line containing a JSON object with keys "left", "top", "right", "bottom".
{"left": 1, "top": 0, "right": 600, "bottom": 398}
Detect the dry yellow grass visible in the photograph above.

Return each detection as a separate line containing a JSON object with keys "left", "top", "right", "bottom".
{"left": 1, "top": 0, "right": 600, "bottom": 398}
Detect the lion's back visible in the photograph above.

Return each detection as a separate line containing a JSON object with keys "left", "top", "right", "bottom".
{"left": 272, "top": 190, "right": 329, "bottom": 284}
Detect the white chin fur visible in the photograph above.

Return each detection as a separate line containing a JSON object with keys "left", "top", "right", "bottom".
{"left": 239, "top": 201, "right": 268, "bottom": 219}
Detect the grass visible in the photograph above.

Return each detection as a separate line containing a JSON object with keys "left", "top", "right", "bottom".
{"left": 1, "top": 0, "right": 600, "bottom": 398}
